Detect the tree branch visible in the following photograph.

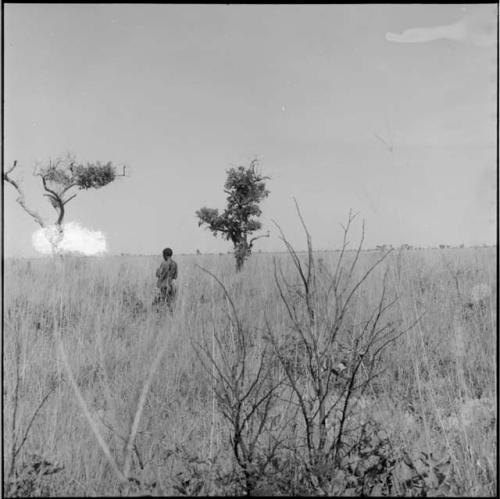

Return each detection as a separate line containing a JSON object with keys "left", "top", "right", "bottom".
{"left": 63, "top": 193, "right": 77, "bottom": 206}
{"left": 249, "top": 231, "right": 270, "bottom": 247}
{"left": 4, "top": 161, "right": 46, "bottom": 228}
{"left": 5, "top": 159, "right": 18, "bottom": 176}
{"left": 39, "top": 175, "right": 60, "bottom": 199}
{"left": 60, "top": 182, "right": 80, "bottom": 197}
{"left": 39, "top": 175, "right": 65, "bottom": 225}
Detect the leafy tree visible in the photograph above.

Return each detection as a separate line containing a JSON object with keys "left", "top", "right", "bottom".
{"left": 196, "top": 159, "right": 270, "bottom": 271}
{"left": 4, "top": 153, "right": 126, "bottom": 252}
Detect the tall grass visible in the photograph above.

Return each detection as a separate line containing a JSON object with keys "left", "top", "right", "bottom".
{"left": 3, "top": 245, "right": 496, "bottom": 496}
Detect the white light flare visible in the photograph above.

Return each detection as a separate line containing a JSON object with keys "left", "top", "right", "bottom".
{"left": 32, "top": 222, "right": 107, "bottom": 256}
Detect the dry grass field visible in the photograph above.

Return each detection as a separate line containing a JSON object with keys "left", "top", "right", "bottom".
{"left": 3, "top": 241, "right": 497, "bottom": 496}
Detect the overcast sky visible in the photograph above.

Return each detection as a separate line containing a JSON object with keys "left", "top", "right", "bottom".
{"left": 4, "top": 4, "right": 497, "bottom": 257}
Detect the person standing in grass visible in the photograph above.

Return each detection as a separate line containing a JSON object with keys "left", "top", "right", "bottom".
{"left": 154, "top": 247, "right": 178, "bottom": 311}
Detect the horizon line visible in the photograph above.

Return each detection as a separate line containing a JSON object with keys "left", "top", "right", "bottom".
{"left": 3, "top": 244, "right": 497, "bottom": 259}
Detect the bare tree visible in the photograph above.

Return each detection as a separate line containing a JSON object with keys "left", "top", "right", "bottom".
{"left": 193, "top": 266, "right": 286, "bottom": 495}
{"left": 266, "top": 201, "right": 419, "bottom": 490}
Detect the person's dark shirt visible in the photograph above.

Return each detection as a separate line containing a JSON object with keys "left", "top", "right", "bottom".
{"left": 156, "top": 258, "right": 178, "bottom": 288}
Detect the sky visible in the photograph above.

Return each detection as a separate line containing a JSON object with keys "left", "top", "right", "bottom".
{"left": 3, "top": 4, "right": 497, "bottom": 257}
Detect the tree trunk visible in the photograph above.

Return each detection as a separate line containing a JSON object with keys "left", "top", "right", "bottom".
{"left": 46, "top": 223, "right": 65, "bottom": 255}
{"left": 234, "top": 239, "right": 251, "bottom": 272}
{"left": 236, "top": 256, "right": 244, "bottom": 272}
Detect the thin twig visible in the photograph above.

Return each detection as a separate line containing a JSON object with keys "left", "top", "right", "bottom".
{"left": 13, "top": 386, "right": 56, "bottom": 462}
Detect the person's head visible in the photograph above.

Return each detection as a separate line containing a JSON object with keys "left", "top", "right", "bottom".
{"left": 162, "top": 247, "right": 173, "bottom": 260}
